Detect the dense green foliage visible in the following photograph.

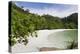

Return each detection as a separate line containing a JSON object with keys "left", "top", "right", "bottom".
{"left": 9, "top": 3, "right": 78, "bottom": 46}
{"left": 61, "top": 13, "right": 78, "bottom": 29}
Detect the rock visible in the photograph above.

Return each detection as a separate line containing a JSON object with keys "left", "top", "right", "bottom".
{"left": 39, "top": 47, "right": 62, "bottom": 51}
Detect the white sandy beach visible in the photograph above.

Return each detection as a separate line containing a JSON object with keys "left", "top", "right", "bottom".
{"left": 12, "top": 29, "right": 77, "bottom": 53}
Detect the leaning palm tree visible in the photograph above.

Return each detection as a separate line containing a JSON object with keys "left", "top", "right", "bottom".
{"left": 66, "top": 40, "right": 78, "bottom": 49}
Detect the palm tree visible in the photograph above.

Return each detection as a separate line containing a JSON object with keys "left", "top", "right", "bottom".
{"left": 66, "top": 40, "right": 78, "bottom": 49}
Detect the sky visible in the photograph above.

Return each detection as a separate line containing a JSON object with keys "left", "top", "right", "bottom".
{"left": 14, "top": 1, "right": 78, "bottom": 18}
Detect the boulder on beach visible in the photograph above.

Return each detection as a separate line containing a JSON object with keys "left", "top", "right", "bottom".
{"left": 39, "top": 47, "right": 63, "bottom": 51}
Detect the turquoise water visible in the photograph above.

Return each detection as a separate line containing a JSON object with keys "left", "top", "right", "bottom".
{"left": 48, "top": 29, "right": 78, "bottom": 48}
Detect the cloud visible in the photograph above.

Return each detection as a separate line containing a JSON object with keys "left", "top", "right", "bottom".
{"left": 23, "top": 5, "right": 77, "bottom": 18}
{"left": 17, "top": 2, "right": 78, "bottom": 18}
